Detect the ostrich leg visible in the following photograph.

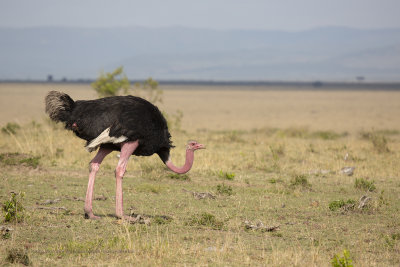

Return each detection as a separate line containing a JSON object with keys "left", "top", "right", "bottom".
{"left": 84, "top": 147, "right": 112, "bottom": 219}
{"left": 115, "top": 140, "right": 139, "bottom": 221}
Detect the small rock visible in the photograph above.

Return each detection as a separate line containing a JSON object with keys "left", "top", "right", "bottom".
{"left": 182, "top": 189, "right": 216, "bottom": 200}
{"left": 244, "top": 220, "right": 280, "bottom": 232}
{"left": 192, "top": 192, "right": 216, "bottom": 200}
{"left": 0, "top": 226, "right": 13, "bottom": 234}
{"left": 340, "top": 166, "right": 355, "bottom": 176}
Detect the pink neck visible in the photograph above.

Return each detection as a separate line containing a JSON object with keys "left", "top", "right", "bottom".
{"left": 165, "top": 149, "right": 194, "bottom": 174}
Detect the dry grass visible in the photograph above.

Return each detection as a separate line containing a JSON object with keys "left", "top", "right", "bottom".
{"left": 1, "top": 83, "right": 400, "bottom": 266}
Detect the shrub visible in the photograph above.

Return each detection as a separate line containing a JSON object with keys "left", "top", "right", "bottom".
{"left": 216, "top": 183, "right": 233, "bottom": 196}
{"left": 6, "top": 248, "right": 31, "bottom": 266}
{"left": 2, "top": 192, "right": 25, "bottom": 222}
{"left": 91, "top": 66, "right": 130, "bottom": 97}
{"left": 328, "top": 199, "right": 356, "bottom": 211}
{"left": 186, "top": 212, "right": 224, "bottom": 230}
{"left": 354, "top": 178, "right": 376, "bottom": 192}
{"left": 331, "top": 249, "right": 353, "bottom": 267}
{"left": 217, "top": 170, "right": 235, "bottom": 180}
{"left": 133, "top": 77, "right": 163, "bottom": 105}
{"left": 290, "top": 174, "right": 311, "bottom": 189}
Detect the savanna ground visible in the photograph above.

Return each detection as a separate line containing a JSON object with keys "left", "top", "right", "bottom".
{"left": 0, "top": 83, "right": 400, "bottom": 266}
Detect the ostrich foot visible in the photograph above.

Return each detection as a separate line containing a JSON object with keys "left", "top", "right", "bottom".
{"left": 84, "top": 212, "right": 101, "bottom": 220}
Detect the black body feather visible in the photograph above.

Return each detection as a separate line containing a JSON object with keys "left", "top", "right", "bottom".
{"left": 45, "top": 92, "right": 173, "bottom": 162}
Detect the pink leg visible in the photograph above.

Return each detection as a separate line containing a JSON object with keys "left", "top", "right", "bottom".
{"left": 84, "top": 147, "right": 112, "bottom": 219}
{"left": 115, "top": 141, "right": 139, "bottom": 221}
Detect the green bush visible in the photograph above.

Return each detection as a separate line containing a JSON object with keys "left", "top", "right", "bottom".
{"left": 216, "top": 183, "right": 233, "bottom": 196}
{"left": 133, "top": 77, "right": 163, "bottom": 105}
{"left": 91, "top": 66, "right": 130, "bottom": 97}
{"left": 354, "top": 178, "right": 376, "bottom": 192}
{"left": 331, "top": 249, "right": 353, "bottom": 267}
{"left": 6, "top": 247, "right": 31, "bottom": 266}
{"left": 217, "top": 170, "right": 235, "bottom": 180}
{"left": 186, "top": 212, "right": 224, "bottom": 230}
{"left": 328, "top": 199, "right": 356, "bottom": 211}
{"left": 290, "top": 174, "right": 311, "bottom": 189}
{"left": 3, "top": 192, "right": 25, "bottom": 222}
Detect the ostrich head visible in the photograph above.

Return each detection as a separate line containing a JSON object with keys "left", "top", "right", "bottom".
{"left": 165, "top": 140, "right": 205, "bottom": 174}
{"left": 187, "top": 140, "right": 205, "bottom": 151}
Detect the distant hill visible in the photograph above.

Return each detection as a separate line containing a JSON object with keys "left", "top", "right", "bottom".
{"left": 0, "top": 26, "right": 400, "bottom": 81}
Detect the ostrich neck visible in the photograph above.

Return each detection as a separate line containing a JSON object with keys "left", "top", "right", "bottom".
{"left": 165, "top": 149, "right": 194, "bottom": 174}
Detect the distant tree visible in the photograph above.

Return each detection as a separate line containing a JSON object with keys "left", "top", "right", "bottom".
{"left": 133, "top": 77, "right": 163, "bottom": 105}
{"left": 356, "top": 76, "right": 365, "bottom": 82}
{"left": 312, "top": 81, "right": 323, "bottom": 88}
{"left": 47, "top": 75, "right": 53, "bottom": 82}
{"left": 91, "top": 66, "right": 130, "bottom": 97}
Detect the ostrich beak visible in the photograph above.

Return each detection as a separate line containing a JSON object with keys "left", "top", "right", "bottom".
{"left": 196, "top": 143, "right": 206, "bottom": 150}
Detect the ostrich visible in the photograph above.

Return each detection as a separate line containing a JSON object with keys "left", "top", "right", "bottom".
{"left": 45, "top": 91, "right": 204, "bottom": 222}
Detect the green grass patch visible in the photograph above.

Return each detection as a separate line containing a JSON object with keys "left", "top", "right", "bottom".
{"left": 216, "top": 183, "right": 233, "bottom": 196}
{"left": 6, "top": 248, "right": 31, "bottom": 266}
{"left": 1, "top": 122, "right": 20, "bottom": 135}
{"left": 328, "top": 199, "right": 356, "bottom": 211}
{"left": 135, "top": 183, "right": 164, "bottom": 194}
{"left": 354, "top": 178, "right": 376, "bottom": 192}
{"left": 153, "top": 215, "right": 173, "bottom": 225}
{"left": 311, "top": 130, "right": 347, "bottom": 140}
{"left": 168, "top": 173, "right": 190, "bottom": 181}
{"left": 360, "top": 131, "right": 390, "bottom": 153}
{"left": 290, "top": 174, "right": 311, "bottom": 189}
{"left": 0, "top": 153, "right": 40, "bottom": 168}
{"left": 217, "top": 170, "right": 235, "bottom": 180}
{"left": 186, "top": 212, "right": 224, "bottom": 230}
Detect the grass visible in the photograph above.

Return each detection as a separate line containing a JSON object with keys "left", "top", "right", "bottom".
{"left": 289, "top": 174, "right": 311, "bottom": 189}
{"left": 216, "top": 170, "right": 236, "bottom": 180}
{"left": 216, "top": 183, "right": 233, "bottom": 196}
{"left": 328, "top": 199, "right": 357, "bottom": 211}
{"left": 354, "top": 178, "right": 376, "bottom": 192}
{"left": 0, "top": 153, "right": 40, "bottom": 168}
{"left": 186, "top": 212, "right": 224, "bottom": 230}
{"left": 6, "top": 248, "right": 31, "bottom": 266}
{"left": 0, "top": 84, "right": 400, "bottom": 266}
{"left": 1, "top": 122, "right": 20, "bottom": 135}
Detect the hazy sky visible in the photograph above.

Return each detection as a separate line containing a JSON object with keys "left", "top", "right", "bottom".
{"left": 1, "top": 0, "right": 399, "bottom": 31}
